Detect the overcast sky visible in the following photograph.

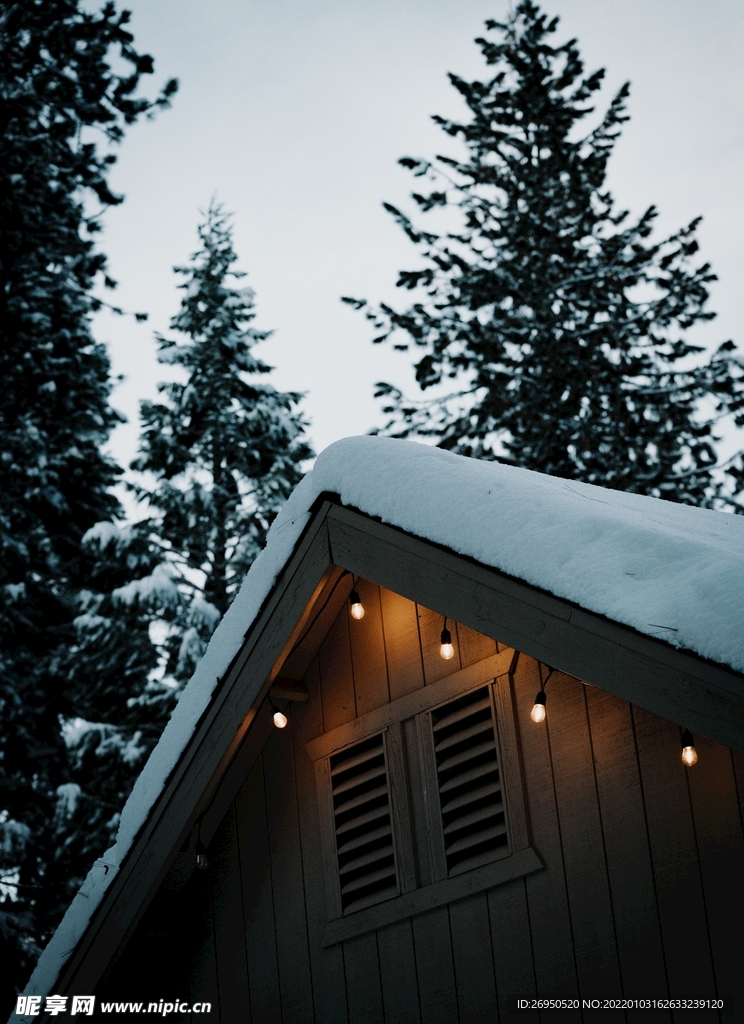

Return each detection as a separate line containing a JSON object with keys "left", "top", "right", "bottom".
{"left": 95, "top": 0, "right": 744, "bottom": 477}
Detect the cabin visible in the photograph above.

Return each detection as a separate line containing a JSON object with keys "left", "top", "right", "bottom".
{"left": 19, "top": 437, "right": 744, "bottom": 1023}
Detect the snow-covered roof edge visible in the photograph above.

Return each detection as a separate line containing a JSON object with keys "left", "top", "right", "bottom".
{"left": 20, "top": 435, "right": 744, "bottom": 1008}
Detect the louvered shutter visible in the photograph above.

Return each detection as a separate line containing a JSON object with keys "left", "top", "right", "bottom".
{"left": 431, "top": 685, "right": 508, "bottom": 874}
{"left": 330, "top": 733, "right": 398, "bottom": 912}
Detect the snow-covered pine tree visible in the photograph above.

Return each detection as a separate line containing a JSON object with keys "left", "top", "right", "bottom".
{"left": 0, "top": 1, "right": 175, "bottom": 1003}
{"left": 345, "top": 0, "right": 744, "bottom": 506}
{"left": 56, "top": 522, "right": 173, "bottom": 859}
{"left": 129, "top": 202, "right": 313, "bottom": 689}
{"left": 55, "top": 208, "right": 312, "bottom": 939}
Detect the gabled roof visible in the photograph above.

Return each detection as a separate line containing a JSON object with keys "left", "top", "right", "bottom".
{"left": 22, "top": 436, "right": 744, "bottom": 1004}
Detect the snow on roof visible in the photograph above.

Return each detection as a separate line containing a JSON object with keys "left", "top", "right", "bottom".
{"left": 21, "top": 436, "right": 744, "bottom": 1006}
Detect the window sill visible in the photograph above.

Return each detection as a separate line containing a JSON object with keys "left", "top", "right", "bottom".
{"left": 322, "top": 845, "right": 543, "bottom": 947}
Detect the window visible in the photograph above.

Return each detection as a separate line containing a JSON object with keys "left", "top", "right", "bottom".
{"left": 306, "top": 648, "right": 542, "bottom": 946}
{"left": 330, "top": 733, "right": 396, "bottom": 913}
{"left": 430, "top": 686, "right": 508, "bottom": 874}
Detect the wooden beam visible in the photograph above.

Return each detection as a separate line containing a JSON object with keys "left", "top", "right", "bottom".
{"left": 322, "top": 846, "right": 543, "bottom": 947}
{"left": 326, "top": 504, "right": 744, "bottom": 753}
{"left": 270, "top": 678, "right": 310, "bottom": 702}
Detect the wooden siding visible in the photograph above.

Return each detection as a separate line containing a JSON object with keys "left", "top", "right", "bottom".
{"left": 102, "top": 582, "right": 744, "bottom": 1024}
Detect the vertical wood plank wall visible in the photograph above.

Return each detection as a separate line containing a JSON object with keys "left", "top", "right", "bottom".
{"left": 128, "top": 582, "right": 744, "bottom": 1024}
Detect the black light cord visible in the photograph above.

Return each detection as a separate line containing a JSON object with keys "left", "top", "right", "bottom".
{"left": 537, "top": 663, "right": 555, "bottom": 692}
{"left": 288, "top": 569, "right": 352, "bottom": 654}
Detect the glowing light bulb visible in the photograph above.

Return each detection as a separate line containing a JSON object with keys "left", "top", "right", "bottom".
{"left": 681, "top": 745, "right": 698, "bottom": 767}
{"left": 273, "top": 710, "right": 288, "bottom": 729}
{"left": 349, "top": 589, "right": 365, "bottom": 620}
{"left": 531, "top": 690, "right": 547, "bottom": 723}
{"left": 440, "top": 626, "right": 454, "bottom": 660}
{"left": 195, "top": 841, "right": 209, "bottom": 870}
{"left": 681, "top": 728, "right": 697, "bottom": 766}
{"left": 531, "top": 702, "right": 546, "bottom": 723}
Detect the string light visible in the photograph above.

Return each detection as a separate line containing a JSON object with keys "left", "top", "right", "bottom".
{"left": 269, "top": 695, "right": 288, "bottom": 729}
{"left": 681, "top": 728, "right": 698, "bottom": 767}
{"left": 530, "top": 664, "right": 554, "bottom": 723}
{"left": 440, "top": 618, "right": 455, "bottom": 660}
{"left": 349, "top": 584, "right": 365, "bottom": 620}
{"left": 530, "top": 690, "right": 546, "bottom": 723}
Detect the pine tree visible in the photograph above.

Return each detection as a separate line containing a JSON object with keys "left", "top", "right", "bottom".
{"left": 346, "top": 0, "right": 744, "bottom": 506}
{"left": 56, "top": 522, "right": 172, "bottom": 856}
{"left": 0, "top": 1, "right": 175, "bottom": 1003}
{"left": 55, "top": 208, "right": 312, "bottom": 931}
{"left": 129, "top": 202, "right": 313, "bottom": 689}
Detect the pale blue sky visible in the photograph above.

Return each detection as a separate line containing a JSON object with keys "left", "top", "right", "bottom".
{"left": 94, "top": 0, "right": 744, "bottom": 473}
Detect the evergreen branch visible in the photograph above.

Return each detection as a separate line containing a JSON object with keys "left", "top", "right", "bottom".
{"left": 353, "top": 0, "right": 744, "bottom": 509}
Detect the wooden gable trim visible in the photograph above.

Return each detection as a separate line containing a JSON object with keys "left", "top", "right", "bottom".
{"left": 55, "top": 500, "right": 337, "bottom": 996}
{"left": 305, "top": 648, "right": 517, "bottom": 760}
{"left": 326, "top": 504, "right": 744, "bottom": 754}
